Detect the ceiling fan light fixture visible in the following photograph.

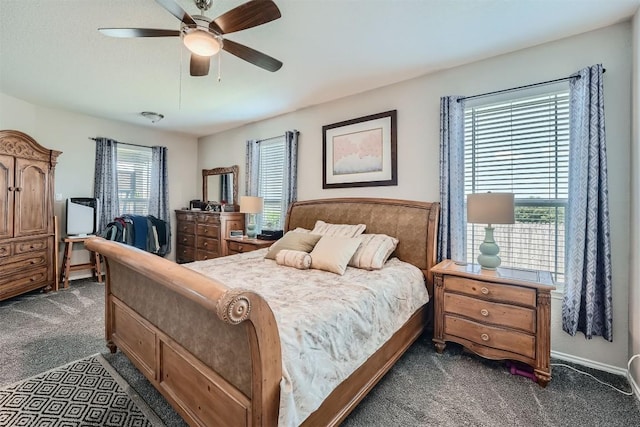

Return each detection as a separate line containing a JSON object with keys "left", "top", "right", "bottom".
{"left": 183, "top": 28, "right": 221, "bottom": 57}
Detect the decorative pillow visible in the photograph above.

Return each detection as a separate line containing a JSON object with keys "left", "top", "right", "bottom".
{"left": 292, "top": 227, "right": 310, "bottom": 233}
{"left": 349, "top": 233, "right": 399, "bottom": 270}
{"left": 265, "top": 231, "right": 322, "bottom": 260}
{"left": 275, "top": 249, "right": 312, "bottom": 270}
{"left": 309, "top": 235, "right": 362, "bottom": 275}
{"left": 310, "top": 220, "right": 366, "bottom": 238}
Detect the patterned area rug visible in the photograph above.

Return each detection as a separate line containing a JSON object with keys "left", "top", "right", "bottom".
{"left": 0, "top": 354, "right": 164, "bottom": 427}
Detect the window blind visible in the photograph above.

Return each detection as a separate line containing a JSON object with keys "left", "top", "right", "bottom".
{"left": 258, "top": 137, "right": 286, "bottom": 230}
{"left": 464, "top": 91, "right": 569, "bottom": 282}
{"left": 116, "top": 145, "right": 152, "bottom": 216}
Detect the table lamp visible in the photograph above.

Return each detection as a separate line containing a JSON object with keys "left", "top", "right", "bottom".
{"left": 467, "top": 192, "right": 515, "bottom": 270}
{"left": 239, "top": 196, "right": 263, "bottom": 238}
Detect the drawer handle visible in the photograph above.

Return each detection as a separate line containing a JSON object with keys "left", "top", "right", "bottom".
{"left": 203, "top": 242, "right": 208, "bottom": 247}
{"left": 237, "top": 246, "right": 244, "bottom": 252}
{"left": 480, "top": 308, "right": 489, "bottom": 317}
{"left": 182, "top": 238, "right": 187, "bottom": 242}
{"left": 481, "top": 333, "right": 490, "bottom": 342}
{"left": 481, "top": 287, "right": 489, "bottom": 295}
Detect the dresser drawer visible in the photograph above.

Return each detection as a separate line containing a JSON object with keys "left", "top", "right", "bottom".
{"left": 178, "top": 221, "right": 195, "bottom": 235}
{"left": 444, "top": 293, "right": 536, "bottom": 333}
{"left": 197, "top": 223, "right": 220, "bottom": 238}
{"left": 199, "top": 214, "right": 221, "bottom": 225}
{"left": 444, "top": 315, "right": 535, "bottom": 359}
{"left": 177, "top": 234, "right": 195, "bottom": 247}
{"left": 197, "top": 237, "right": 219, "bottom": 252}
{"left": 444, "top": 276, "right": 536, "bottom": 308}
{"left": 14, "top": 238, "right": 48, "bottom": 254}
{"left": 196, "top": 250, "right": 218, "bottom": 261}
{"left": 0, "top": 266, "right": 48, "bottom": 288}
{"left": 176, "top": 212, "right": 196, "bottom": 222}
{"left": 0, "top": 243, "right": 10, "bottom": 257}
{"left": 176, "top": 245, "right": 195, "bottom": 263}
{"left": 0, "top": 250, "right": 48, "bottom": 271}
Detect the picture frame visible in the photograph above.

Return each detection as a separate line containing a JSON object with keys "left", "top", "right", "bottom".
{"left": 322, "top": 110, "right": 397, "bottom": 189}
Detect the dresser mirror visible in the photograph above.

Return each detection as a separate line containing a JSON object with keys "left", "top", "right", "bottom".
{"left": 202, "top": 165, "right": 239, "bottom": 209}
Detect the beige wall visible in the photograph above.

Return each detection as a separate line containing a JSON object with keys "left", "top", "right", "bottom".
{"left": 630, "top": 8, "right": 640, "bottom": 389}
{"left": 198, "top": 22, "right": 634, "bottom": 369}
{"left": 0, "top": 93, "right": 200, "bottom": 265}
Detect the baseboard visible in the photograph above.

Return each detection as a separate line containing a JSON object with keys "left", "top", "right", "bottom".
{"left": 550, "top": 350, "right": 627, "bottom": 376}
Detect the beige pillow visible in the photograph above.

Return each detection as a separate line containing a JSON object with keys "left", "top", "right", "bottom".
{"left": 265, "top": 231, "right": 322, "bottom": 260}
{"left": 311, "top": 220, "right": 366, "bottom": 238}
{"left": 275, "top": 249, "right": 312, "bottom": 270}
{"left": 349, "top": 234, "right": 399, "bottom": 270}
{"left": 310, "top": 235, "right": 362, "bottom": 275}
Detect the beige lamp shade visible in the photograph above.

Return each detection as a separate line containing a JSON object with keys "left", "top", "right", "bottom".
{"left": 239, "top": 196, "right": 264, "bottom": 214}
{"left": 467, "top": 193, "right": 515, "bottom": 225}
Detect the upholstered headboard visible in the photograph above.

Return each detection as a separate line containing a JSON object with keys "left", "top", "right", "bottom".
{"left": 285, "top": 198, "right": 440, "bottom": 294}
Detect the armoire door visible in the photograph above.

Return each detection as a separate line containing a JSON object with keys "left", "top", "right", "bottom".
{"left": 14, "top": 158, "right": 49, "bottom": 237}
{"left": 0, "top": 154, "right": 14, "bottom": 239}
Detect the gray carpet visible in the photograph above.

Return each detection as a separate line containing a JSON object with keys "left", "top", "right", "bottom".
{"left": 2, "top": 280, "right": 640, "bottom": 426}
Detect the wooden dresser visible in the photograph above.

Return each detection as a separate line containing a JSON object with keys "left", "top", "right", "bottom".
{"left": 431, "top": 259, "right": 556, "bottom": 387}
{"left": 175, "top": 210, "right": 244, "bottom": 263}
{"left": 0, "top": 130, "right": 61, "bottom": 301}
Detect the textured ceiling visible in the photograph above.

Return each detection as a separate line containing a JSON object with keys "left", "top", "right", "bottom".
{"left": 1, "top": 0, "right": 639, "bottom": 137}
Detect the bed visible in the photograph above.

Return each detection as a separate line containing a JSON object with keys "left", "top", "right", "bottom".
{"left": 86, "top": 197, "right": 440, "bottom": 426}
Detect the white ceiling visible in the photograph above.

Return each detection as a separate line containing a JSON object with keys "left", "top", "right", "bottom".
{"left": 1, "top": 0, "right": 639, "bottom": 137}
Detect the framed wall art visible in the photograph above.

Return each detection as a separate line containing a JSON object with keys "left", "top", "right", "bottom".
{"left": 322, "top": 110, "right": 397, "bottom": 189}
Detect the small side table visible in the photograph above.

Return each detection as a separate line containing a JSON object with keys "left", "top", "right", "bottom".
{"left": 431, "top": 259, "right": 556, "bottom": 387}
{"left": 59, "top": 236, "right": 103, "bottom": 288}
{"left": 225, "top": 237, "right": 274, "bottom": 255}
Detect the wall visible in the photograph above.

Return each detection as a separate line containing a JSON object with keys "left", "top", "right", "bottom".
{"left": 198, "top": 23, "right": 634, "bottom": 370}
{"left": 0, "top": 93, "right": 199, "bottom": 267}
{"left": 630, "top": 8, "right": 640, "bottom": 391}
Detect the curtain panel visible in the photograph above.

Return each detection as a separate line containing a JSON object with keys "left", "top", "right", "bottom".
{"left": 438, "top": 96, "right": 466, "bottom": 263}
{"left": 93, "top": 138, "right": 119, "bottom": 233}
{"left": 282, "top": 130, "right": 299, "bottom": 220}
{"left": 149, "top": 146, "right": 170, "bottom": 222}
{"left": 562, "top": 64, "right": 613, "bottom": 341}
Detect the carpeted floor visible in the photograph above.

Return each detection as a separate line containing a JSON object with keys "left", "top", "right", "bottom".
{"left": 2, "top": 279, "right": 640, "bottom": 426}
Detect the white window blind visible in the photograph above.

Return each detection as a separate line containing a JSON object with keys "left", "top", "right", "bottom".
{"left": 258, "top": 137, "right": 286, "bottom": 230}
{"left": 464, "top": 91, "right": 569, "bottom": 283}
{"left": 116, "top": 145, "right": 152, "bottom": 216}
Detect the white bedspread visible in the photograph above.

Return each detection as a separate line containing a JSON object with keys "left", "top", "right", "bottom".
{"left": 185, "top": 249, "right": 429, "bottom": 426}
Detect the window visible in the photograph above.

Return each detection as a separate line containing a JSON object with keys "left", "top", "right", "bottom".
{"left": 258, "top": 137, "right": 286, "bottom": 230}
{"left": 116, "top": 145, "right": 152, "bottom": 216}
{"left": 464, "top": 91, "right": 569, "bottom": 283}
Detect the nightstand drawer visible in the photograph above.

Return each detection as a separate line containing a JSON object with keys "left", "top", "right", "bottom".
{"left": 444, "top": 276, "right": 536, "bottom": 307}
{"left": 444, "top": 293, "right": 535, "bottom": 333}
{"left": 227, "top": 241, "right": 247, "bottom": 254}
{"left": 444, "top": 315, "right": 535, "bottom": 359}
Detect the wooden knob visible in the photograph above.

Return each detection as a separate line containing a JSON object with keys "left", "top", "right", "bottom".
{"left": 203, "top": 242, "right": 208, "bottom": 247}
{"left": 8, "top": 186, "right": 14, "bottom": 191}
{"left": 182, "top": 238, "right": 187, "bottom": 242}
{"left": 481, "top": 333, "right": 490, "bottom": 341}
{"left": 238, "top": 246, "right": 243, "bottom": 252}
{"left": 481, "top": 309, "right": 489, "bottom": 317}
{"left": 15, "top": 187, "right": 22, "bottom": 192}
{"left": 481, "top": 287, "right": 489, "bottom": 295}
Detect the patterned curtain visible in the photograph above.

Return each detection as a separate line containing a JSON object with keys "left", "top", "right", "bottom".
{"left": 245, "top": 139, "right": 260, "bottom": 197}
{"left": 282, "top": 130, "right": 299, "bottom": 220}
{"left": 562, "top": 64, "right": 613, "bottom": 341}
{"left": 149, "top": 146, "right": 170, "bottom": 223}
{"left": 438, "top": 96, "right": 466, "bottom": 263}
{"left": 93, "top": 138, "right": 119, "bottom": 233}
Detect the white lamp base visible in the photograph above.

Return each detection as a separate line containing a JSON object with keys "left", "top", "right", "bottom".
{"left": 477, "top": 225, "right": 501, "bottom": 270}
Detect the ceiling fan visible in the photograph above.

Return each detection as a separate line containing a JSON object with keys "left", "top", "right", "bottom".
{"left": 99, "top": 0, "right": 283, "bottom": 77}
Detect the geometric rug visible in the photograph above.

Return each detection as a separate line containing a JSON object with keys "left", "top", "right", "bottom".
{"left": 0, "top": 355, "right": 164, "bottom": 427}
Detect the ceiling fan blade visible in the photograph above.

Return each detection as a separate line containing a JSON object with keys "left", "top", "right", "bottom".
{"left": 98, "top": 28, "right": 180, "bottom": 38}
{"left": 222, "top": 39, "right": 282, "bottom": 72}
{"left": 212, "top": 0, "right": 281, "bottom": 34}
{"left": 190, "top": 54, "right": 211, "bottom": 76}
{"left": 155, "top": 0, "right": 197, "bottom": 27}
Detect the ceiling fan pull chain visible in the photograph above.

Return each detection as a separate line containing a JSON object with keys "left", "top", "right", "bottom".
{"left": 179, "top": 44, "right": 183, "bottom": 109}
{"left": 218, "top": 52, "right": 222, "bottom": 82}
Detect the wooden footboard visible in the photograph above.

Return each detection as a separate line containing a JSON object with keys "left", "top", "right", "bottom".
{"left": 85, "top": 237, "right": 282, "bottom": 427}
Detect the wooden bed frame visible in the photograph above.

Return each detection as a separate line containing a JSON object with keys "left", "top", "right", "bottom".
{"left": 86, "top": 198, "right": 439, "bottom": 426}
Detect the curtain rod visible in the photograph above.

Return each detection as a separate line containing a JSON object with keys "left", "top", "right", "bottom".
{"left": 88, "top": 137, "right": 150, "bottom": 149}
{"left": 456, "top": 68, "right": 606, "bottom": 103}
{"left": 255, "top": 134, "right": 285, "bottom": 143}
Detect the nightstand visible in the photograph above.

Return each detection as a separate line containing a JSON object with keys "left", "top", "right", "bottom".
{"left": 431, "top": 259, "right": 556, "bottom": 387}
{"left": 225, "top": 237, "right": 274, "bottom": 255}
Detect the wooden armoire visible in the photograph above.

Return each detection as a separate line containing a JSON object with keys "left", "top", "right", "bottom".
{"left": 0, "top": 130, "right": 61, "bottom": 301}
